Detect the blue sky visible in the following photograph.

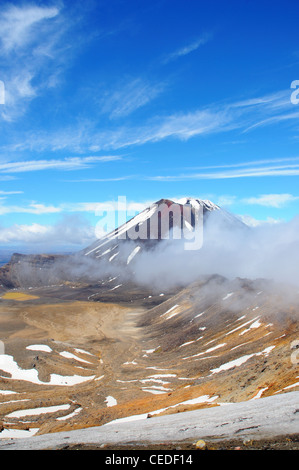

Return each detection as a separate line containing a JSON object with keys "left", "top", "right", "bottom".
{"left": 1, "top": 0, "right": 299, "bottom": 251}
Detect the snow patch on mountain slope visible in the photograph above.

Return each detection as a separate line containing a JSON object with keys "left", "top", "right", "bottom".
{"left": 127, "top": 246, "right": 141, "bottom": 264}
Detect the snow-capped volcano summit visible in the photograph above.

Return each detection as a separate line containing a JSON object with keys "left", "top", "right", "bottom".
{"left": 0, "top": 197, "right": 246, "bottom": 289}
{"left": 83, "top": 197, "right": 213, "bottom": 258}
{"left": 82, "top": 197, "right": 246, "bottom": 264}
{"left": 175, "top": 197, "right": 220, "bottom": 211}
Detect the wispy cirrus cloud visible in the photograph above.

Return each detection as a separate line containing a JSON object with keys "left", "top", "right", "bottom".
{"left": 0, "top": 197, "right": 152, "bottom": 217}
{"left": 0, "top": 106, "right": 230, "bottom": 153}
{"left": 91, "top": 89, "right": 299, "bottom": 148}
{"left": 0, "top": 155, "right": 121, "bottom": 174}
{"left": 189, "top": 156, "right": 299, "bottom": 171}
{"left": 64, "top": 176, "right": 134, "bottom": 183}
{"left": 0, "top": 190, "right": 23, "bottom": 195}
{"left": 1, "top": 88, "right": 296, "bottom": 154}
{"left": 149, "top": 157, "right": 299, "bottom": 181}
{"left": 0, "top": 3, "right": 74, "bottom": 121}
{"left": 242, "top": 193, "right": 299, "bottom": 208}
{"left": 0, "top": 4, "right": 59, "bottom": 53}
{"left": 84, "top": 106, "right": 232, "bottom": 151}
{"left": 163, "top": 32, "right": 212, "bottom": 63}
{"left": 243, "top": 111, "right": 299, "bottom": 133}
{"left": 232, "top": 90, "right": 299, "bottom": 133}
{"left": 100, "top": 78, "right": 165, "bottom": 119}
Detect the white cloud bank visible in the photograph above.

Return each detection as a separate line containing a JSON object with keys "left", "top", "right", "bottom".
{"left": 0, "top": 215, "right": 96, "bottom": 248}
{"left": 128, "top": 212, "right": 299, "bottom": 289}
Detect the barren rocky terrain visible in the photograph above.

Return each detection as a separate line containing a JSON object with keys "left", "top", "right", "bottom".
{"left": 0, "top": 200, "right": 298, "bottom": 450}
{"left": 0, "top": 274, "right": 298, "bottom": 447}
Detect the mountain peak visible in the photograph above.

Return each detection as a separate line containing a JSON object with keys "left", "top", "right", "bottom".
{"left": 82, "top": 196, "right": 246, "bottom": 261}
{"left": 175, "top": 197, "right": 220, "bottom": 211}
